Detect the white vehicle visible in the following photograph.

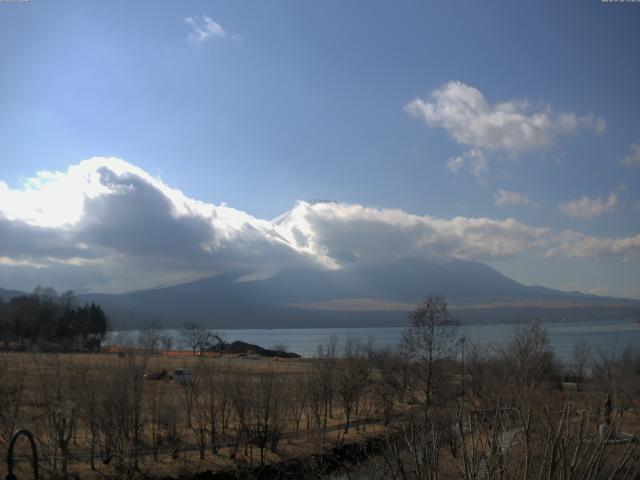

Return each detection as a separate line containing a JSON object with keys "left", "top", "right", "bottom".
{"left": 174, "top": 368, "right": 193, "bottom": 385}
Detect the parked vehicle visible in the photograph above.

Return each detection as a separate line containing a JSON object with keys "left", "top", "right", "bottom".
{"left": 174, "top": 368, "right": 193, "bottom": 385}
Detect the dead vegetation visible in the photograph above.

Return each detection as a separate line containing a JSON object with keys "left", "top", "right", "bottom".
{"left": 1, "top": 298, "right": 639, "bottom": 479}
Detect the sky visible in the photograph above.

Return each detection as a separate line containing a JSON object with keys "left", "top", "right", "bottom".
{"left": 0, "top": 0, "right": 639, "bottom": 298}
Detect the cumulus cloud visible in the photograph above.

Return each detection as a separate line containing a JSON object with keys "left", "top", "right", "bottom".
{"left": 0, "top": 158, "right": 305, "bottom": 292}
{"left": 185, "top": 15, "right": 238, "bottom": 45}
{"left": 558, "top": 193, "right": 618, "bottom": 221}
{"left": 405, "top": 81, "right": 605, "bottom": 179}
{"left": 619, "top": 143, "right": 640, "bottom": 167}
{"left": 272, "top": 201, "right": 552, "bottom": 269}
{"left": 0, "top": 158, "right": 638, "bottom": 293}
{"left": 406, "top": 81, "right": 605, "bottom": 154}
{"left": 493, "top": 189, "right": 539, "bottom": 208}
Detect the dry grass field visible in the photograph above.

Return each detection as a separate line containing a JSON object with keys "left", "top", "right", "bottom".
{"left": 1, "top": 320, "right": 640, "bottom": 479}
{"left": 0, "top": 350, "right": 398, "bottom": 479}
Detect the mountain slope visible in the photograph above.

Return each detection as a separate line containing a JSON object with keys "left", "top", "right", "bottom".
{"left": 75, "top": 258, "right": 639, "bottom": 329}
{"left": 0, "top": 288, "right": 26, "bottom": 302}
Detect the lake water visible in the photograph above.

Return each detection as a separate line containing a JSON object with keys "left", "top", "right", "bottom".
{"left": 108, "top": 319, "right": 640, "bottom": 363}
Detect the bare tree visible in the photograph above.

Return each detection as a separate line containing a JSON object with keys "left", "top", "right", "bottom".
{"left": 304, "top": 367, "right": 325, "bottom": 438}
{"left": 179, "top": 369, "right": 198, "bottom": 430}
{"left": 314, "top": 336, "right": 338, "bottom": 428}
{"left": 93, "top": 362, "right": 121, "bottom": 466}
{"left": 115, "top": 350, "right": 149, "bottom": 471}
{"left": 403, "top": 295, "right": 459, "bottom": 413}
{"left": 197, "top": 359, "right": 222, "bottom": 455}
{"left": 336, "top": 337, "right": 372, "bottom": 433}
{"left": 570, "top": 337, "right": 591, "bottom": 381}
{"left": 287, "top": 372, "right": 307, "bottom": 432}
{"left": 248, "top": 369, "right": 287, "bottom": 464}
{"left": 111, "top": 329, "right": 135, "bottom": 351}
{"left": 499, "top": 320, "right": 557, "bottom": 393}
{"left": 190, "top": 366, "right": 208, "bottom": 460}
{"left": 149, "top": 378, "right": 179, "bottom": 459}
{"left": 138, "top": 319, "right": 163, "bottom": 354}
{"left": 160, "top": 334, "right": 173, "bottom": 354}
{"left": 466, "top": 342, "right": 505, "bottom": 406}
{"left": 180, "top": 322, "right": 211, "bottom": 355}
{"left": 0, "top": 354, "right": 25, "bottom": 447}
{"left": 383, "top": 420, "right": 441, "bottom": 480}
{"left": 381, "top": 400, "right": 640, "bottom": 480}
{"left": 78, "top": 365, "right": 101, "bottom": 470}
{"left": 372, "top": 347, "right": 407, "bottom": 425}
{"left": 35, "top": 354, "right": 78, "bottom": 477}
{"left": 593, "top": 344, "right": 640, "bottom": 416}
{"left": 229, "top": 377, "right": 251, "bottom": 459}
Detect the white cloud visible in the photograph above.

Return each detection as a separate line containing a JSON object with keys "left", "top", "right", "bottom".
{"left": 405, "top": 81, "right": 605, "bottom": 155}
{"left": 0, "top": 158, "right": 302, "bottom": 292}
{"left": 558, "top": 193, "right": 618, "bottom": 221}
{"left": 493, "top": 189, "right": 539, "bottom": 208}
{"left": 619, "top": 143, "right": 640, "bottom": 167}
{"left": 446, "top": 149, "right": 489, "bottom": 184}
{"left": 405, "top": 81, "right": 605, "bottom": 179}
{"left": 185, "top": 15, "right": 237, "bottom": 45}
{"left": 0, "top": 257, "right": 48, "bottom": 269}
{"left": 0, "top": 158, "right": 638, "bottom": 292}
{"left": 546, "top": 231, "right": 640, "bottom": 258}
{"left": 272, "top": 201, "right": 552, "bottom": 269}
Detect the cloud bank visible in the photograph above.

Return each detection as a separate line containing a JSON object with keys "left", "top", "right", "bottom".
{"left": 0, "top": 158, "right": 637, "bottom": 292}
{"left": 546, "top": 231, "right": 640, "bottom": 259}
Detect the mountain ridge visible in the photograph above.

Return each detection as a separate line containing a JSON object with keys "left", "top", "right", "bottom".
{"left": 2, "top": 258, "right": 637, "bottom": 328}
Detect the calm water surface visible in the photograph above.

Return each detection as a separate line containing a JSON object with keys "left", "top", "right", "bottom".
{"left": 109, "top": 319, "right": 640, "bottom": 363}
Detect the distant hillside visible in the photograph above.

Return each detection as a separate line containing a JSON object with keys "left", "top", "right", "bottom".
{"left": 3, "top": 259, "right": 637, "bottom": 329}
{"left": 0, "top": 288, "right": 26, "bottom": 302}
{"left": 73, "top": 258, "right": 639, "bottom": 329}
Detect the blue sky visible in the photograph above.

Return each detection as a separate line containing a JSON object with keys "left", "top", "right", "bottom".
{"left": 0, "top": 0, "right": 639, "bottom": 298}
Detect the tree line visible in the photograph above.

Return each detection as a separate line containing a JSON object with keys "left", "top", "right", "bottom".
{"left": 0, "top": 286, "right": 108, "bottom": 351}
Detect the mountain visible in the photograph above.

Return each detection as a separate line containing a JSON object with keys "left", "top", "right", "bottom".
{"left": 72, "top": 258, "right": 639, "bottom": 329}
{"left": 0, "top": 288, "right": 26, "bottom": 302}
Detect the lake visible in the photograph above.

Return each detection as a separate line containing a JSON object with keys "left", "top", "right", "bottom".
{"left": 108, "top": 318, "right": 640, "bottom": 363}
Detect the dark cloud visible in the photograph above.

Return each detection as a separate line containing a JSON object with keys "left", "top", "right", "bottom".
{"left": 77, "top": 168, "right": 216, "bottom": 259}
